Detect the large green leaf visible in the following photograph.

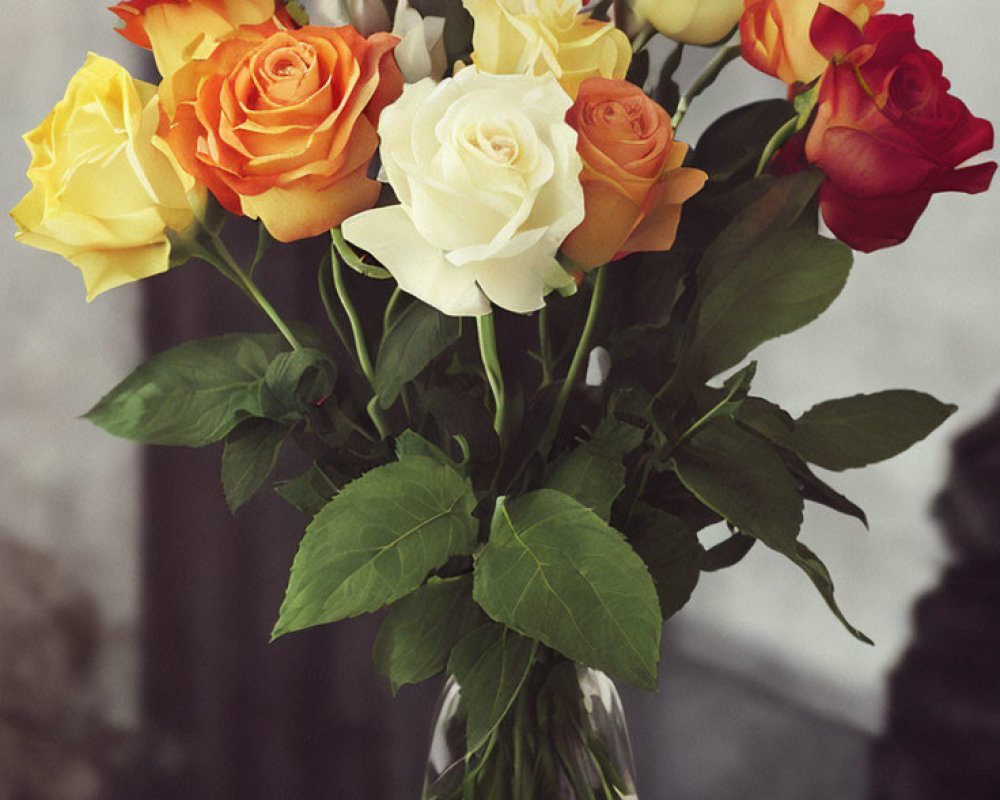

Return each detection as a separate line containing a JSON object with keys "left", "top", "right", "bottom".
{"left": 273, "top": 456, "right": 478, "bottom": 637}
{"left": 221, "top": 419, "right": 288, "bottom": 513}
{"left": 473, "top": 490, "right": 662, "bottom": 690}
{"left": 85, "top": 333, "right": 290, "bottom": 447}
{"left": 693, "top": 226, "right": 852, "bottom": 378}
{"left": 374, "top": 300, "right": 462, "bottom": 408}
{"left": 625, "top": 504, "right": 702, "bottom": 620}
{"left": 447, "top": 621, "right": 537, "bottom": 753}
{"left": 789, "top": 390, "right": 957, "bottom": 471}
{"left": 373, "top": 576, "right": 484, "bottom": 693}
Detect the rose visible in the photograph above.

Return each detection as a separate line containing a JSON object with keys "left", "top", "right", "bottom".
{"left": 797, "top": 8, "right": 996, "bottom": 252}
{"left": 341, "top": 68, "right": 584, "bottom": 316}
{"left": 392, "top": 0, "right": 447, "bottom": 83}
{"left": 9, "top": 54, "right": 202, "bottom": 301}
{"left": 110, "top": 0, "right": 293, "bottom": 78}
{"left": 160, "top": 25, "right": 403, "bottom": 242}
{"left": 631, "top": 0, "right": 742, "bottom": 46}
{"left": 462, "top": 0, "right": 631, "bottom": 98}
{"left": 561, "top": 78, "right": 707, "bottom": 269}
{"left": 740, "top": 0, "right": 883, "bottom": 85}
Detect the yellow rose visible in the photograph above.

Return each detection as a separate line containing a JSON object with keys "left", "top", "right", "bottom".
{"left": 10, "top": 54, "right": 202, "bottom": 301}
{"left": 631, "top": 0, "right": 742, "bottom": 45}
{"left": 462, "top": 0, "right": 631, "bottom": 98}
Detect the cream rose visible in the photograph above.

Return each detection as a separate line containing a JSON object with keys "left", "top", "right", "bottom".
{"left": 342, "top": 68, "right": 584, "bottom": 316}
{"left": 631, "top": 0, "right": 742, "bottom": 45}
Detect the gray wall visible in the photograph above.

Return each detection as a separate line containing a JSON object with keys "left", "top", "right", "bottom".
{"left": 1, "top": 0, "right": 145, "bottom": 727}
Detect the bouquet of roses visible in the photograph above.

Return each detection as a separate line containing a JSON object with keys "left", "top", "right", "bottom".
{"left": 11, "top": 0, "right": 995, "bottom": 796}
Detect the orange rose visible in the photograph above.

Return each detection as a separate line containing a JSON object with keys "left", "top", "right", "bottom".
{"left": 560, "top": 78, "right": 707, "bottom": 270}
{"left": 740, "top": 0, "right": 883, "bottom": 85}
{"left": 110, "top": 0, "right": 294, "bottom": 78}
{"left": 160, "top": 25, "right": 403, "bottom": 242}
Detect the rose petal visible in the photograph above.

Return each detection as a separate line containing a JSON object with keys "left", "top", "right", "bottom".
{"left": 342, "top": 206, "right": 491, "bottom": 316}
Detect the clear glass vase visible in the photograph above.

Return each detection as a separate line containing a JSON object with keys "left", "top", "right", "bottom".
{"left": 422, "top": 659, "right": 639, "bottom": 799}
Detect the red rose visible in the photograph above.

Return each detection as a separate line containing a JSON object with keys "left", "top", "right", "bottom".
{"left": 800, "top": 7, "right": 995, "bottom": 252}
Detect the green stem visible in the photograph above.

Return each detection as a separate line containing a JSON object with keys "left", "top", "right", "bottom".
{"left": 672, "top": 43, "right": 741, "bottom": 132}
{"left": 330, "top": 247, "right": 390, "bottom": 439}
{"left": 538, "top": 305, "right": 553, "bottom": 386}
{"left": 476, "top": 313, "right": 506, "bottom": 441}
{"left": 542, "top": 267, "right": 608, "bottom": 455}
{"left": 316, "top": 253, "right": 356, "bottom": 360}
{"left": 755, "top": 115, "right": 799, "bottom": 177}
{"left": 383, "top": 285, "right": 403, "bottom": 334}
{"left": 201, "top": 230, "right": 302, "bottom": 350}
{"left": 331, "top": 249, "right": 376, "bottom": 385}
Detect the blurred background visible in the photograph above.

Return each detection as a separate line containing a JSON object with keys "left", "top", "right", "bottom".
{"left": 0, "top": 1, "right": 997, "bottom": 798}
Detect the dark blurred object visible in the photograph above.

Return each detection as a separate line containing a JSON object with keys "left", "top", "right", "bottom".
{"left": 871, "top": 400, "right": 1000, "bottom": 799}
{"left": 134, "top": 226, "right": 437, "bottom": 800}
{"left": 0, "top": 535, "right": 119, "bottom": 799}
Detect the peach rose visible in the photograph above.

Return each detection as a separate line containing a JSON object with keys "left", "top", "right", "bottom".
{"left": 560, "top": 78, "right": 707, "bottom": 270}
{"left": 160, "top": 25, "right": 403, "bottom": 242}
{"left": 741, "top": 0, "right": 884, "bottom": 85}
{"left": 110, "top": 0, "right": 294, "bottom": 78}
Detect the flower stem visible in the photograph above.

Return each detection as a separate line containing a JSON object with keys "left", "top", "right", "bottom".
{"left": 476, "top": 313, "right": 506, "bottom": 442}
{"left": 330, "top": 246, "right": 390, "bottom": 439}
{"left": 672, "top": 43, "right": 742, "bottom": 132}
{"left": 198, "top": 228, "right": 302, "bottom": 350}
{"left": 542, "top": 266, "right": 608, "bottom": 456}
{"left": 538, "top": 305, "right": 553, "bottom": 386}
{"left": 755, "top": 115, "right": 799, "bottom": 177}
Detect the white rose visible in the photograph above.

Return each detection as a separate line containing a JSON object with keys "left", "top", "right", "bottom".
{"left": 392, "top": 0, "right": 447, "bottom": 83}
{"left": 342, "top": 68, "right": 584, "bottom": 317}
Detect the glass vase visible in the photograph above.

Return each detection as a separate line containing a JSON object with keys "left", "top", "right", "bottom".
{"left": 422, "top": 659, "right": 639, "bottom": 799}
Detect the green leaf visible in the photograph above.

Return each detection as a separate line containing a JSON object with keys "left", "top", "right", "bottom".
{"left": 447, "top": 621, "right": 537, "bottom": 753}
{"left": 250, "top": 220, "right": 275, "bottom": 275}
{"left": 543, "top": 422, "right": 641, "bottom": 521}
{"left": 693, "top": 225, "right": 852, "bottom": 378}
{"left": 373, "top": 576, "right": 484, "bottom": 693}
{"left": 273, "top": 456, "right": 478, "bottom": 637}
{"left": 221, "top": 419, "right": 288, "bottom": 513}
{"left": 700, "top": 532, "right": 755, "bottom": 572}
{"left": 693, "top": 99, "right": 797, "bottom": 181}
{"left": 737, "top": 397, "right": 868, "bottom": 526}
{"left": 275, "top": 462, "right": 338, "bottom": 515}
{"left": 789, "top": 390, "right": 957, "bottom": 471}
{"left": 786, "top": 457, "right": 869, "bottom": 528}
{"left": 672, "top": 361, "right": 757, "bottom": 442}
{"left": 791, "top": 542, "right": 872, "bottom": 644}
{"left": 671, "top": 416, "right": 804, "bottom": 554}
{"left": 672, "top": 417, "right": 869, "bottom": 642}
{"left": 626, "top": 504, "right": 702, "bottom": 620}
{"left": 85, "top": 333, "right": 289, "bottom": 447}
{"left": 698, "top": 171, "right": 826, "bottom": 295}
{"left": 395, "top": 429, "right": 456, "bottom": 468}
{"left": 473, "top": 490, "right": 662, "bottom": 690}
{"left": 544, "top": 450, "right": 623, "bottom": 522}
{"left": 374, "top": 300, "right": 462, "bottom": 408}
{"left": 260, "top": 348, "right": 336, "bottom": 424}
